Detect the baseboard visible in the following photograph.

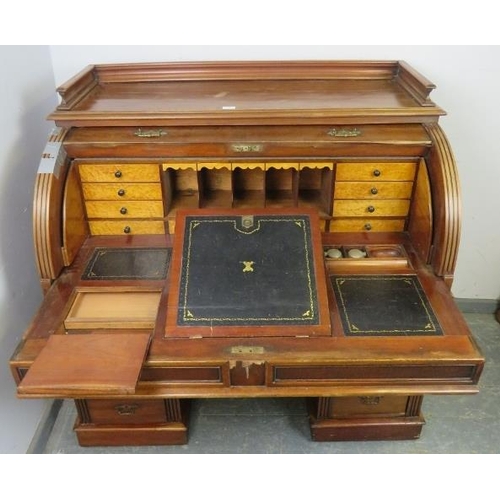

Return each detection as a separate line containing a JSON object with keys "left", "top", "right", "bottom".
{"left": 26, "top": 399, "right": 63, "bottom": 454}
{"left": 454, "top": 298, "right": 499, "bottom": 314}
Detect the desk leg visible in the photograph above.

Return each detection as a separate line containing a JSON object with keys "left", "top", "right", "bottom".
{"left": 309, "top": 395, "right": 425, "bottom": 441}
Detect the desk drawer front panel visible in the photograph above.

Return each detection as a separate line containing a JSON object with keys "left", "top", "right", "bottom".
{"left": 333, "top": 200, "right": 410, "bottom": 217}
{"left": 329, "top": 219, "right": 405, "bottom": 232}
{"left": 82, "top": 183, "right": 162, "bottom": 201}
{"left": 334, "top": 181, "right": 413, "bottom": 200}
{"left": 336, "top": 163, "right": 416, "bottom": 181}
{"left": 88, "top": 220, "right": 165, "bottom": 235}
{"left": 84, "top": 399, "right": 167, "bottom": 425}
{"left": 85, "top": 201, "right": 164, "bottom": 219}
{"left": 79, "top": 164, "right": 160, "bottom": 182}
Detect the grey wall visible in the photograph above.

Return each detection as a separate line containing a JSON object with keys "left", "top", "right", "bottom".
{"left": 0, "top": 46, "right": 57, "bottom": 453}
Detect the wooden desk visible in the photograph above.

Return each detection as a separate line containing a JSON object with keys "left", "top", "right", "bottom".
{"left": 10, "top": 61, "right": 484, "bottom": 446}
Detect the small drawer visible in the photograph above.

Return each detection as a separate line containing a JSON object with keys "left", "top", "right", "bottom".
{"left": 88, "top": 220, "right": 165, "bottom": 235}
{"left": 329, "top": 219, "right": 406, "bottom": 232}
{"left": 336, "top": 162, "right": 416, "bottom": 181}
{"left": 334, "top": 181, "right": 413, "bottom": 199}
{"left": 328, "top": 396, "right": 408, "bottom": 418}
{"left": 79, "top": 163, "right": 160, "bottom": 182}
{"left": 333, "top": 200, "right": 410, "bottom": 217}
{"left": 85, "top": 201, "right": 164, "bottom": 219}
{"left": 82, "top": 183, "right": 162, "bottom": 201}
{"left": 86, "top": 399, "right": 167, "bottom": 425}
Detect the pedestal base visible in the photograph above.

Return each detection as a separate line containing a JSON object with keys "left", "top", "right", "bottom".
{"left": 309, "top": 395, "right": 425, "bottom": 441}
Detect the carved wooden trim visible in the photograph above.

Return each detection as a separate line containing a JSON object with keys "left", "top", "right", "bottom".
{"left": 423, "top": 123, "right": 461, "bottom": 284}
{"left": 405, "top": 395, "right": 423, "bottom": 417}
{"left": 75, "top": 399, "right": 91, "bottom": 424}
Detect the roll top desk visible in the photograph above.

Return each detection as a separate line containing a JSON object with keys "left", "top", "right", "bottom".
{"left": 10, "top": 61, "right": 484, "bottom": 445}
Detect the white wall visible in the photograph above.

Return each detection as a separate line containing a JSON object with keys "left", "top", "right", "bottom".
{"left": 0, "top": 46, "right": 58, "bottom": 453}
{"left": 50, "top": 45, "right": 500, "bottom": 301}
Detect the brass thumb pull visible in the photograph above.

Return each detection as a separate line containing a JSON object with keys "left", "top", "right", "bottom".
{"left": 117, "top": 189, "right": 126, "bottom": 196}
{"left": 123, "top": 226, "right": 131, "bottom": 234}
{"left": 120, "top": 207, "right": 128, "bottom": 215}
{"left": 370, "top": 187, "right": 378, "bottom": 195}
{"left": 364, "top": 223, "right": 372, "bottom": 231}
{"left": 367, "top": 205, "right": 375, "bottom": 213}
{"left": 115, "top": 404, "right": 139, "bottom": 416}
{"left": 373, "top": 169, "right": 381, "bottom": 177}
{"left": 114, "top": 170, "right": 122, "bottom": 178}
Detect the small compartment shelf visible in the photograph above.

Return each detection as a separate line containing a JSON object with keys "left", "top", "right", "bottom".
{"left": 265, "top": 167, "right": 298, "bottom": 208}
{"left": 232, "top": 166, "right": 265, "bottom": 208}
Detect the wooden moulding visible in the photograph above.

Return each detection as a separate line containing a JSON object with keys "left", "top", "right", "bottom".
{"left": 48, "top": 61, "right": 445, "bottom": 127}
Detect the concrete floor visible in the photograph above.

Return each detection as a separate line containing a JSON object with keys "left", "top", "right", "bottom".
{"left": 32, "top": 313, "right": 500, "bottom": 454}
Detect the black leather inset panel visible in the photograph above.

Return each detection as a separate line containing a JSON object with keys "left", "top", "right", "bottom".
{"left": 331, "top": 275, "right": 443, "bottom": 336}
{"left": 177, "top": 215, "right": 319, "bottom": 326}
{"left": 82, "top": 248, "right": 171, "bottom": 280}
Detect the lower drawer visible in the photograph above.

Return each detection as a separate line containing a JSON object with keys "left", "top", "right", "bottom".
{"left": 85, "top": 201, "right": 164, "bottom": 218}
{"left": 329, "top": 218, "right": 406, "bottom": 232}
{"left": 328, "top": 396, "right": 408, "bottom": 418}
{"left": 89, "top": 220, "right": 165, "bottom": 235}
{"left": 333, "top": 200, "right": 410, "bottom": 217}
{"left": 84, "top": 399, "right": 167, "bottom": 425}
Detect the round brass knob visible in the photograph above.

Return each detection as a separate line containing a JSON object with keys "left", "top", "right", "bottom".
{"left": 370, "top": 187, "right": 378, "bottom": 195}
{"left": 373, "top": 169, "right": 381, "bottom": 177}
{"left": 123, "top": 226, "right": 131, "bottom": 234}
{"left": 114, "top": 170, "right": 122, "bottom": 178}
{"left": 364, "top": 223, "right": 372, "bottom": 231}
{"left": 120, "top": 207, "right": 127, "bottom": 215}
{"left": 117, "top": 189, "right": 125, "bottom": 196}
{"left": 367, "top": 205, "right": 375, "bottom": 213}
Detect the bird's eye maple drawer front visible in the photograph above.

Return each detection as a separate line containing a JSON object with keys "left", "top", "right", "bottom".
{"left": 82, "top": 399, "right": 168, "bottom": 425}
{"left": 78, "top": 163, "right": 165, "bottom": 235}
{"left": 331, "top": 162, "right": 417, "bottom": 233}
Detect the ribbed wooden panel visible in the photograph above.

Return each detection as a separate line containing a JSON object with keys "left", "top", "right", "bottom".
{"left": 423, "top": 123, "right": 461, "bottom": 281}
{"left": 164, "top": 399, "right": 182, "bottom": 422}
{"left": 75, "top": 399, "right": 91, "bottom": 424}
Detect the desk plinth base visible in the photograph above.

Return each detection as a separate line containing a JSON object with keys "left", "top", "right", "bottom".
{"left": 74, "top": 420, "right": 189, "bottom": 447}
{"left": 309, "top": 396, "right": 425, "bottom": 441}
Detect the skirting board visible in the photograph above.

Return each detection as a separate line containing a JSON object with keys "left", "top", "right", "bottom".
{"left": 454, "top": 298, "right": 499, "bottom": 314}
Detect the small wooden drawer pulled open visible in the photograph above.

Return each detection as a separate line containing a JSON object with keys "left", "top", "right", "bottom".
{"left": 65, "top": 289, "right": 162, "bottom": 330}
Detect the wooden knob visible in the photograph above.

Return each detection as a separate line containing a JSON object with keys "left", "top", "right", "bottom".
{"left": 370, "top": 187, "right": 378, "bottom": 195}
{"left": 123, "top": 226, "right": 131, "bottom": 234}
{"left": 367, "top": 205, "right": 375, "bottom": 213}
{"left": 114, "top": 170, "right": 122, "bottom": 178}
{"left": 373, "top": 169, "right": 381, "bottom": 177}
{"left": 364, "top": 223, "right": 372, "bottom": 231}
{"left": 117, "top": 189, "right": 125, "bottom": 196}
{"left": 120, "top": 207, "right": 127, "bottom": 215}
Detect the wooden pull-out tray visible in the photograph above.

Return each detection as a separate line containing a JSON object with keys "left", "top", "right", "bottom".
{"left": 64, "top": 290, "right": 162, "bottom": 330}
{"left": 18, "top": 333, "right": 151, "bottom": 397}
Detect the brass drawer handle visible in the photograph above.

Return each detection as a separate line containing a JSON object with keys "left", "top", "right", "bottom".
{"left": 114, "top": 404, "right": 139, "bottom": 416}
{"left": 367, "top": 205, "right": 375, "bottom": 213}
{"left": 123, "top": 226, "right": 131, "bottom": 234}
{"left": 114, "top": 170, "right": 122, "bottom": 178}
{"left": 370, "top": 187, "right": 378, "bottom": 195}
{"left": 373, "top": 169, "right": 381, "bottom": 177}
{"left": 117, "top": 189, "right": 126, "bottom": 196}
{"left": 364, "top": 223, "right": 372, "bottom": 231}
{"left": 120, "top": 207, "right": 128, "bottom": 215}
